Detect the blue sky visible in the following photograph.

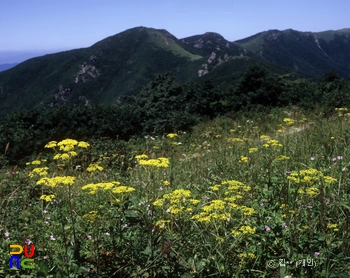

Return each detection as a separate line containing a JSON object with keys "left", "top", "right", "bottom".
{"left": 1, "top": 0, "right": 349, "bottom": 63}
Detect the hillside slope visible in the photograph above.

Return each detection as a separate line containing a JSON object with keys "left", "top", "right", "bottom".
{"left": 1, "top": 26, "right": 349, "bottom": 118}
{"left": 234, "top": 28, "right": 350, "bottom": 79}
{"left": 0, "top": 27, "right": 273, "bottom": 118}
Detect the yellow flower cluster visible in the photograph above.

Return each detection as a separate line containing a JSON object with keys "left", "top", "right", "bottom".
{"left": 327, "top": 223, "right": 339, "bottom": 231}
{"left": 192, "top": 180, "right": 253, "bottom": 224}
{"left": 239, "top": 253, "right": 256, "bottom": 260}
{"left": 297, "top": 187, "right": 319, "bottom": 196}
{"left": 153, "top": 189, "right": 196, "bottom": 215}
{"left": 263, "top": 139, "right": 283, "bottom": 148}
{"left": 324, "top": 176, "right": 337, "bottom": 184}
{"left": 135, "top": 154, "right": 148, "bottom": 160}
{"left": 45, "top": 139, "right": 90, "bottom": 162}
{"left": 28, "top": 167, "right": 49, "bottom": 178}
{"left": 192, "top": 199, "right": 231, "bottom": 223}
{"left": 335, "top": 107, "right": 350, "bottom": 117}
{"left": 155, "top": 219, "right": 171, "bottom": 229}
{"left": 287, "top": 168, "right": 334, "bottom": 197}
{"left": 82, "top": 182, "right": 118, "bottom": 193}
{"left": 39, "top": 194, "right": 55, "bottom": 202}
{"left": 274, "top": 155, "right": 290, "bottom": 161}
{"left": 239, "top": 156, "right": 248, "bottom": 163}
{"left": 83, "top": 211, "right": 100, "bottom": 223}
{"left": 81, "top": 181, "right": 134, "bottom": 195}
{"left": 283, "top": 117, "right": 295, "bottom": 126}
{"left": 112, "top": 186, "right": 135, "bottom": 194}
{"left": 260, "top": 135, "right": 270, "bottom": 140}
{"left": 137, "top": 156, "right": 170, "bottom": 168}
{"left": 86, "top": 163, "right": 104, "bottom": 172}
{"left": 248, "top": 147, "right": 258, "bottom": 153}
{"left": 26, "top": 159, "right": 47, "bottom": 165}
{"left": 37, "top": 176, "right": 75, "bottom": 187}
{"left": 167, "top": 133, "right": 178, "bottom": 139}
{"left": 161, "top": 180, "right": 170, "bottom": 186}
{"left": 53, "top": 152, "right": 77, "bottom": 160}
{"left": 221, "top": 180, "right": 251, "bottom": 193}
{"left": 287, "top": 168, "right": 322, "bottom": 185}
{"left": 227, "top": 137, "right": 244, "bottom": 143}
{"left": 232, "top": 225, "right": 256, "bottom": 236}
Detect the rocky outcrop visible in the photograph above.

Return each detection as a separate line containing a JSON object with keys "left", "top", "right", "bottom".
{"left": 75, "top": 62, "right": 100, "bottom": 83}
{"left": 54, "top": 85, "right": 71, "bottom": 102}
{"left": 198, "top": 52, "right": 230, "bottom": 77}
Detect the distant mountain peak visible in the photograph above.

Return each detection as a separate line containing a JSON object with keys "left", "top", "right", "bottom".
{"left": 234, "top": 28, "right": 350, "bottom": 78}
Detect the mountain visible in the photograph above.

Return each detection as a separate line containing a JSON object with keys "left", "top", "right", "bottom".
{"left": 234, "top": 28, "right": 350, "bottom": 79}
{"left": 0, "top": 63, "right": 18, "bottom": 72}
{"left": 1, "top": 26, "right": 350, "bottom": 118}
{"left": 0, "top": 27, "right": 278, "bottom": 118}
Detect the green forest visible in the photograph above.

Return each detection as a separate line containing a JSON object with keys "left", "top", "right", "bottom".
{"left": 0, "top": 66, "right": 349, "bottom": 165}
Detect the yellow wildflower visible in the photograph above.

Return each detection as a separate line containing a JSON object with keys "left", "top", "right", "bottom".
{"left": 40, "top": 194, "right": 55, "bottom": 202}
{"left": 138, "top": 157, "right": 170, "bottom": 167}
{"left": 112, "top": 186, "right": 135, "bottom": 194}
{"left": 324, "top": 176, "right": 337, "bottom": 184}
{"left": 260, "top": 135, "right": 270, "bottom": 140}
{"left": 135, "top": 154, "right": 148, "bottom": 160}
{"left": 239, "top": 156, "right": 248, "bottom": 163}
{"left": 189, "top": 199, "right": 200, "bottom": 205}
{"left": 167, "top": 133, "right": 178, "bottom": 138}
{"left": 155, "top": 220, "right": 171, "bottom": 229}
{"left": 248, "top": 147, "right": 258, "bottom": 153}
{"left": 37, "top": 176, "right": 75, "bottom": 187}
{"left": 83, "top": 211, "right": 100, "bottom": 223}
{"left": 305, "top": 187, "right": 319, "bottom": 196}
{"left": 153, "top": 199, "right": 164, "bottom": 207}
{"left": 283, "top": 118, "right": 295, "bottom": 126}
{"left": 239, "top": 225, "right": 255, "bottom": 235}
{"left": 228, "top": 137, "right": 243, "bottom": 143}
{"left": 45, "top": 141, "right": 57, "bottom": 148}
{"left": 274, "top": 155, "right": 290, "bottom": 161}
{"left": 77, "top": 141, "right": 90, "bottom": 148}
{"left": 28, "top": 167, "right": 49, "bottom": 178}
{"left": 266, "top": 139, "right": 283, "bottom": 147}
{"left": 239, "top": 253, "right": 256, "bottom": 259}
{"left": 327, "top": 224, "right": 339, "bottom": 231}
{"left": 86, "top": 163, "right": 104, "bottom": 172}
{"left": 162, "top": 180, "right": 170, "bottom": 186}
{"left": 60, "top": 153, "right": 70, "bottom": 160}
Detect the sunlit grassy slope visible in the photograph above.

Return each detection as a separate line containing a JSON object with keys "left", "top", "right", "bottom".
{"left": 1, "top": 107, "right": 350, "bottom": 277}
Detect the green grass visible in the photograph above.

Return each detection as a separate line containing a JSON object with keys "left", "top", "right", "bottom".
{"left": 147, "top": 29, "right": 202, "bottom": 61}
{"left": 1, "top": 108, "right": 350, "bottom": 277}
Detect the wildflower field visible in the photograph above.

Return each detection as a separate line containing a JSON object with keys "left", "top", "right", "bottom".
{"left": 1, "top": 108, "right": 350, "bottom": 277}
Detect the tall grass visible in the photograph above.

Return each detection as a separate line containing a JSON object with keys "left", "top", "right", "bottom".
{"left": 1, "top": 108, "right": 350, "bottom": 277}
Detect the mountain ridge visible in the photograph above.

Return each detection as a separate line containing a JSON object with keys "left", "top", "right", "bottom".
{"left": 0, "top": 26, "right": 349, "bottom": 118}
{"left": 234, "top": 28, "right": 350, "bottom": 78}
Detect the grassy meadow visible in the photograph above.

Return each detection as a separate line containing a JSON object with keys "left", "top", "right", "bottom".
{"left": 1, "top": 107, "right": 350, "bottom": 277}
